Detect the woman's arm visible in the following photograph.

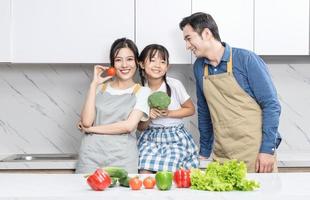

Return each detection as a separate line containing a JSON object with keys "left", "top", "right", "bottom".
{"left": 82, "top": 110, "right": 144, "bottom": 135}
{"left": 80, "top": 65, "right": 113, "bottom": 127}
{"left": 80, "top": 82, "right": 97, "bottom": 128}
{"left": 162, "top": 98, "right": 195, "bottom": 118}
{"left": 137, "top": 119, "right": 151, "bottom": 131}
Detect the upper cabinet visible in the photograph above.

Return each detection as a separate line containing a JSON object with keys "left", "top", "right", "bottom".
{"left": 0, "top": 0, "right": 11, "bottom": 62}
{"left": 255, "top": 0, "right": 309, "bottom": 55}
{"left": 136, "top": 0, "right": 191, "bottom": 64}
{"left": 192, "top": 0, "right": 254, "bottom": 51}
{"left": 11, "top": 0, "right": 135, "bottom": 63}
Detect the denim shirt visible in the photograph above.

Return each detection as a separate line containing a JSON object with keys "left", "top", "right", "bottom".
{"left": 194, "top": 43, "right": 282, "bottom": 157}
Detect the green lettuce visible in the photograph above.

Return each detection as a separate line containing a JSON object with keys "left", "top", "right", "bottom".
{"left": 191, "top": 160, "right": 260, "bottom": 191}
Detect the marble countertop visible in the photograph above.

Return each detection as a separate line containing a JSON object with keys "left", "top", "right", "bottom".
{"left": 1, "top": 152, "right": 310, "bottom": 170}
{"left": 0, "top": 173, "right": 309, "bottom": 199}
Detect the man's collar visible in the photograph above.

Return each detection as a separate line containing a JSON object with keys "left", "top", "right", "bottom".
{"left": 203, "top": 42, "right": 230, "bottom": 64}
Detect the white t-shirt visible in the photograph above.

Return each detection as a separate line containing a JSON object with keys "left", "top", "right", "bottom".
{"left": 98, "top": 82, "right": 151, "bottom": 121}
{"left": 147, "top": 77, "right": 191, "bottom": 127}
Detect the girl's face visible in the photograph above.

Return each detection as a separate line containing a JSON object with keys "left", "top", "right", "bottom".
{"left": 113, "top": 47, "right": 137, "bottom": 81}
{"left": 143, "top": 51, "right": 168, "bottom": 80}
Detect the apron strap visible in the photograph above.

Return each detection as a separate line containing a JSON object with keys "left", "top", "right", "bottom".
{"left": 203, "top": 48, "right": 233, "bottom": 77}
{"left": 101, "top": 83, "right": 107, "bottom": 92}
{"left": 132, "top": 84, "right": 141, "bottom": 95}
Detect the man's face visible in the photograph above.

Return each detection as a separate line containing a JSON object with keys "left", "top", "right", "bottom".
{"left": 182, "top": 24, "right": 205, "bottom": 57}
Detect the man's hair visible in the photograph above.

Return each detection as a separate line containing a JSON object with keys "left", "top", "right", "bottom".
{"left": 179, "top": 12, "right": 221, "bottom": 42}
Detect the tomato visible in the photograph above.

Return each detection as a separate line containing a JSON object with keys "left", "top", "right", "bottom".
{"left": 143, "top": 176, "right": 156, "bottom": 189}
{"left": 106, "top": 67, "right": 116, "bottom": 76}
{"left": 129, "top": 177, "right": 142, "bottom": 190}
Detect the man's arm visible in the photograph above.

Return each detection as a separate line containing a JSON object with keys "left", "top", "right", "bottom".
{"left": 193, "top": 61, "right": 214, "bottom": 158}
{"left": 246, "top": 53, "right": 281, "bottom": 172}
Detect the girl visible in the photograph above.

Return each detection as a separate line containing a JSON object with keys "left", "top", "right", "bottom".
{"left": 137, "top": 44, "right": 199, "bottom": 173}
{"left": 75, "top": 38, "right": 150, "bottom": 174}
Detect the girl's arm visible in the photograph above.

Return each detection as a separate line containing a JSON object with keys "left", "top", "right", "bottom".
{"left": 136, "top": 108, "right": 161, "bottom": 131}
{"left": 162, "top": 98, "right": 195, "bottom": 118}
{"left": 82, "top": 110, "right": 144, "bottom": 135}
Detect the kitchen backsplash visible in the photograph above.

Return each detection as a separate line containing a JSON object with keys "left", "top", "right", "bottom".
{"left": 0, "top": 63, "right": 310, "bottom": 162}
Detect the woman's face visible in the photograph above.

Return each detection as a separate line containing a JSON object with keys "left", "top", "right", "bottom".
{"left": 113, "top": 47, "right": 137, "bottom": 81}
{"left": 143, "top": 51, "right": 168, "bottom": 80}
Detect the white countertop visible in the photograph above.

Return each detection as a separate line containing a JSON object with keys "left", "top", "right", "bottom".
{"left": 0, "top": 173, "right": 309, "bottom": 200}
{"left": 1, "top": 152, "right": 310, "bottom": 170}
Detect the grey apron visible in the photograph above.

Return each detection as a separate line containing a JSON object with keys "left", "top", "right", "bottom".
{"left": 75, "top": 84, "right": 141, "bottom": 174}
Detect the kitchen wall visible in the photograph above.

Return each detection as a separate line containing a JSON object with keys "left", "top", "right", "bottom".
{"left": 1, "top": 62, "right": 310, "bottom": 165}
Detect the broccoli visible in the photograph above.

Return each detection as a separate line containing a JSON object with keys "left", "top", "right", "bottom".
{"left": 148, "top": 91, "right": 171, "bottom": 110}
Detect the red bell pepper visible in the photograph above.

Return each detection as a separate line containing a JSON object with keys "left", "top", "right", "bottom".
{"left": 174, "top": 168, "right": 191, "bottom": 188}
{"left": 87, "top": 169, "right": 112, "bottom": 191}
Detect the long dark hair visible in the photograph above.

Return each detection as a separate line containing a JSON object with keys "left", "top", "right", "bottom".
{"left": 139, "top": 44, "right": 171, "bottom": 97}
{"left": 109, "top": 38, "right": 140, "bottom": 75}
{"left": 179, "top": 12, "right": 221, "bottom": 42}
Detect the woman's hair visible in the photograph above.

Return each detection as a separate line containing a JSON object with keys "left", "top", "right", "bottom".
{"left": 109, "top": 38, "right": 140, "bottom": 79}
{"left": 139, "top": 44, "right": 171, "bottom": 97}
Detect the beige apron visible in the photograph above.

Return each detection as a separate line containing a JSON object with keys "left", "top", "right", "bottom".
{"left": 202, "top": 49, "right": 277, "bottom": 172}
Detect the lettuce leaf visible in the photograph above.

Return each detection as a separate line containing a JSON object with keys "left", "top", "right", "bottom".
{"left": 191, "top": 160, "right": 260, "bottom": 191}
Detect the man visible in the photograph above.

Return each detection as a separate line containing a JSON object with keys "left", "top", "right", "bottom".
{"left": 179, "top": 12, "right": 281, "bottom": 173}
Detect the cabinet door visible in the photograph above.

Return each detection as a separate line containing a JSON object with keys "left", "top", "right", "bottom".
{"left": 255, "top": 0, "right": 309, "bottom": 55}
{"left": 136, "top": 0, "right": 191, "bottom": 64}
{"left": 0, "top": 0, "right": 11, "bottom": 62}
{"left": 12, "top": 0, "right": 134, "bottom": 63}
{"left": 192, "top": 0, "right": 254, "bottom": 51}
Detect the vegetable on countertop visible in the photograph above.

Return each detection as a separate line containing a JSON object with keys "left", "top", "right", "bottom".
{"left": 174, "top": 168, "right": 191, "bottom": 188}
{"left": 143, "top": 176, "right": 156, "bottom": 189}
{"left": 103, "top": 166, "right": 128, "bottom": 179}
{"left": 155, "top": 171, "right": 173, "bottom": 190}
{"left": 148, "top": 91, "right": 171, "bottom": 110}
{"left": 190, "top": 160, "right": 260, "bottom": 191}
{"left": 129, "top": 176, "right": 142, "bottom": 190}
{"left": 86, "top": 169, "right": 112, "bottom": 191}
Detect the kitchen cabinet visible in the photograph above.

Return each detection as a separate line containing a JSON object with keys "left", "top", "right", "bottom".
{"left": 11, "top": 0, "right": 135, "bottom": 63}
{"left": 255, "top": 0, "right": 309, "bottom": 55}
{"left": 192, "top": 0, "right": 254, "bottom": 52}
{"left": 136, "top": 0, "right": 191, "bottom": 64}
{"left": 0, "top": 0, "right": 11, "bottom": 62}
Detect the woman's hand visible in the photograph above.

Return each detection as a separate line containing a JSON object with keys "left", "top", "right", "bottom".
{"left": 92, "top": 65, "right": 113, "bottom": 85}
{"left": 77, "top": 121, "right": 92, "bottom": 134}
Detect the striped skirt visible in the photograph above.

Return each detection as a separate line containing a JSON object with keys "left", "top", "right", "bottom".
{"left": 138, "top": 124, "right": 199, "bottom": 172}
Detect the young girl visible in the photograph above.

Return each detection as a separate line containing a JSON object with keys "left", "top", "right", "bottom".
{"left": 137, "top": 44, "right": 199, "bottom": 173}
{"left": 75, "top": 38, "right": 150, "bottom": 174}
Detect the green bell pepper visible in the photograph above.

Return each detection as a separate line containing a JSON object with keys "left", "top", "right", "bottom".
{"left": 155, "top": 171, "right": 173, "bottom": 190}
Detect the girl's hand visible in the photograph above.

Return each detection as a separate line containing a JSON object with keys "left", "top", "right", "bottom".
{"left": 149, "top": 108, "right": 162, "bottom": 119}
{"left": 159, "top": 109, "right": 169, "bottom": 117}
{"left": 92, "top": 65, "right": 113, "bottom": 85}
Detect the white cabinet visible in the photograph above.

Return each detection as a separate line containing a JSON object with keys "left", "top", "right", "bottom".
{"left": 136, "top": 0, "right": 191, "bottom": 64}
{"left": 192, "top": 0, "right": 254, "bottom": 51}
{"left": 0, "top": 0, "right": 11, "bottom": 62}
{"left": 255, "top": 0, "right": 309, "bottom": 55}
{"left": 11, "top": 0, "right": 134, "bottom": 63}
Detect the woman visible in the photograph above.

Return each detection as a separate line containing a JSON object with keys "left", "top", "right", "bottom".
{"left": 75, "top": 38, "right": 150, "bottom": 174}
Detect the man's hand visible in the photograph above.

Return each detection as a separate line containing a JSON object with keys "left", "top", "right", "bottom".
{"left": 199, "top": 155, "right": 209, "bottom": 160}
{"left": 255, "top": 153, "right": 275, "bottom": 173}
